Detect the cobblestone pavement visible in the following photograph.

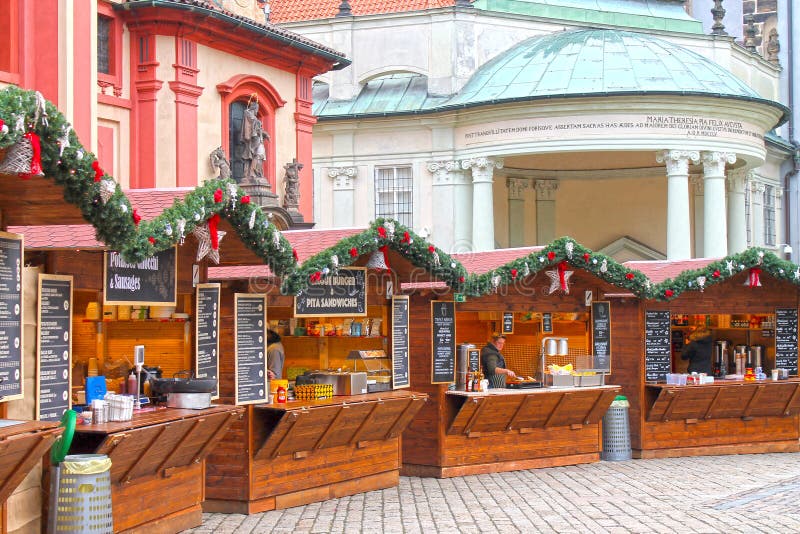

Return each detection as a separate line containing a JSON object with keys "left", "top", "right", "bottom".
{"left": 187, "top": 453, "right": 800, "bottom": 533}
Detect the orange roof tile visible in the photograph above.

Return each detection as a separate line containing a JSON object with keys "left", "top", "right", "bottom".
{"left": 623, "top": 258, "right": 719, "bottom": 284}
{"left": 125, "top": 188, "right": 194, "bottom": 219}
{"left": 9, "top": 225, "right": 103, "bottom": 249}
{"left": 270, "top": 0, "right": 458, "bottom": 23}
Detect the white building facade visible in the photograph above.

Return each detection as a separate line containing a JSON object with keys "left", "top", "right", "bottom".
{"left": 278, "top": 0, "right": 793, "bottom": 260}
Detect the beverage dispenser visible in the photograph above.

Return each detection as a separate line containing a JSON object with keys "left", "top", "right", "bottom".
{"left": 713, "top": 340, "right": 730, "bottom": 378}
{"left": 456, "top": 344, "right": 475, "bottom": 391}
{"left": 750, "top": 344, "right": 766, "bottom": 371}
{"left": 734, "top": 344, "right": 748, "bottom": 375}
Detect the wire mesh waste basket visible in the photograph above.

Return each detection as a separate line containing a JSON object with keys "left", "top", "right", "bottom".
{"left": 601, "top": 395, "right": 632, "bottom": 461}
{"left": 49, "top": 454, "right": 113, "bottom": 533}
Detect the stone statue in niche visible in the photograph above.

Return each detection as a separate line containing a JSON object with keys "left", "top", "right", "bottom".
{"left": 209, "top": 146, "right": 231, "bottom": 180}
{"left": 766, "top": 29, "right": 780, "bottom": 64}
{"left": 283, "top": 158, "right": 303, "bottom": 212}
{"left": 238, "top": 99, "right": 270, "bottom": 186}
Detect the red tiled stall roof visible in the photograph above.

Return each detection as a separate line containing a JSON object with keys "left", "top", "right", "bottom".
{"left": 453, "top": 246, "right": 543, "bottom": 275}
{"left": 8, "top": 225, "right": 103, "bottom": 249}
{"left": 207, "top": 227, "right": 366, "bottom": 280}
{"left": 623, "top": 258, "right": 718, "bottom": 284}
{"left": 270, "top": 0, "right": 458, "bottom": 23}
{"left": 126, "top": 188, "right": 194, "bottom": 219}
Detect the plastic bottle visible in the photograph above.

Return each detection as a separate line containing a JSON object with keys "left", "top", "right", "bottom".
{"left": 276, "top": 385, "right": 287, "bottom": 403}
{"left": 127, "top": 371, "right": 138, "bottom": 396}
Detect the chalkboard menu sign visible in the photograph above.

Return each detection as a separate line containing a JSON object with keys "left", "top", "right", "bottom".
{"left": 502, "top": 312, "right": 514, "bottom": 334}
{"left": 104, "top": 247, "right": 177, "bottom": 306}
{"left": 542, "top": 312, "right": 553, "bottom": 334}
{"left": 775, "top": 308, "right": 798, "bottom": 374}
{"left": 591, "top": 301, "right": 611, "bottom": 371}
{"left": 431, "top": 301, "right": 456, "bottom": 384}
{"left": 391, "top": 296, "right": 410, "bottom": 389}
{"left": 645, "top": 310, "right": 671, "bottom": 382}
{"left": 295, "top": 267, "right": 367, "bottom": 317}
{"left": 234, "top": 294, "right": 268, "bottom": 405}
{"left": 36, "top": 275, "right": 73, "bottom": 421}
{"left": 469, "top": 347, "right": 480, "bottom": 373}
{"left": 196, "top": 284, "right": 220, "bottom": 400}
{"left": 0, "top": 232, "right": 23, "bottom": 402}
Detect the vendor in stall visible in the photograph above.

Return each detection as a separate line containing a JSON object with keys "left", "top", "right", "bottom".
{"left": 267, "top": 329, "right": 285, "bottom": 379}
{"left": 481, "top": 333, "right": 517, "bottom": 388}
{"left": 681, "top": 327, "right": 713, "bottom": 375}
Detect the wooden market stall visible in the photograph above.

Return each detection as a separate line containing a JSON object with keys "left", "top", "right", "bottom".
{"left": 399, "top": 247, "right": 637, "bottom": 478}
{"left": 203, "top": 230, "right": 431, "bottom": 513}
{"left": 620, "top": 255, "right": 800, "bottom": 458}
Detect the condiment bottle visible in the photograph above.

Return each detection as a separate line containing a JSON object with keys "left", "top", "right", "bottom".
{"left": 127, "top": 371, "right": 138, "bottom": 396}
{"left": 276, "top": 385, "right": 287, "bottom": 403}
{"left": 744, "top": 367, "right": 756, "bottom": 381}
{"left": 465, "top": 369, "right": 473, "bottom": 392}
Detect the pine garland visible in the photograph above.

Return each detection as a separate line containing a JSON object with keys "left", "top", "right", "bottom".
{"left": 652, "top": 248, "right": 800, "bottom": 300}
{"left": 463, "top": 236, "right": 651, "bottom": 297}
{"left": 283, "top": 218, "right": 469, "bottom": 295}
{"left": 0, "top": 86, "right": 296, "bottom": 276}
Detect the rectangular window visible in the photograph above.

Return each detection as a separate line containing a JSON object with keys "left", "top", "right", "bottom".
{"left": 97, "top": 15, "right": 111, "bottom": 75}
{"left": 764, "top": 185, "right": 776, "bottom": 246}
{"left": 0, "top": 0, "right": 20, "bottom": 79}
{"left": 375, "top": 166, "right": 413, "bottom": 227}
{"left": 745, "top": 185, "right": 751, "bottom": 245}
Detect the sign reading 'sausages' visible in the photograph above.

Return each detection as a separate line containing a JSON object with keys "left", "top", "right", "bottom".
{"left": 104, "top": 247, "right": 177, "bottom": 306}
{"left": 431, "top": 301, "right": 456, "bottom": 384}
{"left": 295, "top": 267, "right": 366, "bottom": 317}
{"left": 644, "top": 310, "right": 671, "bottom": 382}
{"left": 392, "top": 296, "right": 410, "bottom": 389}
{"left": 0, "top": 232, "right": 23, "bottom": 402}
{"left": 196, "top": 284, "right": 220, "bottom": 400}
{"left": 37, "top": 275, "right": 73, "bottom": 421}
{"left": 235, "top": 294, "right": 268, "bottom": 405}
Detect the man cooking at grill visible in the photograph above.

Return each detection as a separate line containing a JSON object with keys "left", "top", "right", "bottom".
{"left": 481, "top": 333, "right": 517, "bottom": 388}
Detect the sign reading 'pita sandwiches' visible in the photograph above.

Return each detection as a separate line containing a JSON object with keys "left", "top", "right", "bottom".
{"left": 294, "top": 268, "right": 366, "bottom": 317}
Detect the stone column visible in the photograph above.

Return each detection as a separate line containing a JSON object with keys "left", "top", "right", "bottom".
{"left": 690, "top": 175, "right": 704, "bottom": 257}
{"left": 534, "top": 180, "right": 558, "bottom": 245}
{"left": 328, "top": 167, "right": 357, "bottom": 228}
{"left": 751, "top": 181, "right": 766, "bottom": 246}
{"left": 656, "top": 150, "right": 699, "bottom": 260}
{"left": 461, "top": 157, "right": 503, "bottom": 252}
{"left": 427, "top": 160, "right": 461, "bottom": 253}
{"left": 506, "top": 177, "right": 528, "bottom": 247}
{"left": 726, "top": 169, "right": 749, "bottom": 254}
{"left": 701, "top": 151, "right": 737, "bottom": 257}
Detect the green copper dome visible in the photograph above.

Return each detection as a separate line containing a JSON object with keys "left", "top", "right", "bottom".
{"left": 446, "top": 29, "right": 778, "bottom": 110}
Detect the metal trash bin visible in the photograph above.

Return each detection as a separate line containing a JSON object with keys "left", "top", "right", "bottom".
{"left": 601, "top": 395, "right": 632, "bottom": 461}
{"left": 50, "top": 454, "right": 113, "bottom": 533}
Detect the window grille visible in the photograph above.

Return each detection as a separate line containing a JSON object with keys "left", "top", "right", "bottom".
{"left": 97, "top": 16, "right": 111, "bottom": 75}
{"left": 374, "top": 166, "right": 413, "bottom": 226}
{"left": 764, "top": 185, "right": 776, "bottom": 246}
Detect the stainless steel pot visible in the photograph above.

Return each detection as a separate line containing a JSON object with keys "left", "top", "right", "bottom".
{"left": 545, "top": 338, "right": 558, "bottom": 356}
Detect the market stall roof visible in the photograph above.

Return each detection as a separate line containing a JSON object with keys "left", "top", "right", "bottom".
{"left": 207, "top": 227, "right": 366, "bottom": 280}
{"left": 454, "top": 246, "right": 542, "bottom": 275}
{"left": 624, "top": 258, "right": 717, "bottom": 284}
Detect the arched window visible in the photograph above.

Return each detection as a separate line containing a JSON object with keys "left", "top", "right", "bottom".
{"left": 217, "top": 75, "right": 286, "bottom": 187}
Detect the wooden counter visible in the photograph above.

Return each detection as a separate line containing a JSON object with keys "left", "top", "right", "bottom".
{"left": 638, "top": 380, "right": 800, "bottom": 458}
{"left": 402, "top": 385, "right": 620, "bottom": 478}
{"left": 66, "top": 405, "right": 243, "bottom": 533}
{"left": 0, "top": 420, "right": 61, "bottom": 504}
{"left": 204, "top": 390, "right": 427, "bottom": 514}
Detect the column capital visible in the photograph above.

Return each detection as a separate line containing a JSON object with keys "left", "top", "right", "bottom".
{"left": 656, "top": 150, "right": 700, "bottom": 175}
{"left": 460, "top": 156, "right": 504, "bottom": 172}
{"left": 750, "top": 180, "right": 766, "bottom": 194}
{"left": 534, "top": 180, "right": 558, "bottom": 201}
{"left": 427, "top": 160, "right": 461, "bottom": 185}
{"left": 328, "top": 166, "right": 357, "bottom": 190}
{"left": 726, "top": 169, "right": 749, "bottom": 193}
{"left": 462, "top": 157, "right": 503, "bottom": 184}
{"left": 506, "top": 177, "right": 529, "bottom": 200}
{"left": 701, "top": 151, "right": 737, "bottom": 178}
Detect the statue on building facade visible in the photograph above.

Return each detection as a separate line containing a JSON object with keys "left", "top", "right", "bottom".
{"left": 766, "top": 29, "right": 780, "bottom": 64}
{"left": 238, "top": 99, "right": 270, "bottom": 186}
{"left": 209, "top": 146, "right": 231, "bottom": 180}
{"left": 283, "top": 158, "right": 303, "bottom": 212}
